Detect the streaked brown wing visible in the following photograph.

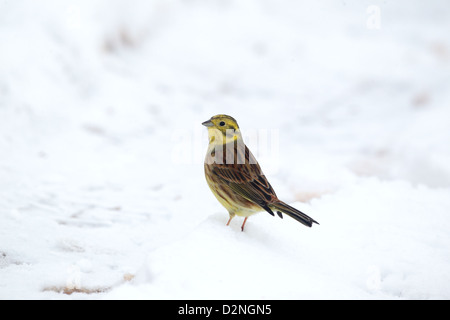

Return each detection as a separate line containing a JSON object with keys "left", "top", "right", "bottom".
{"left": 211, "top": 144, "right": 278, "bottom": 208}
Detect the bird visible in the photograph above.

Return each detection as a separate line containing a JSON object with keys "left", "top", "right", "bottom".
{"left": 202, "top": 114, "right": 319, "bottom": 231}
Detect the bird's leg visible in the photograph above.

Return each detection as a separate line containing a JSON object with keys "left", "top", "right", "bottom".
{"left": 241, "top": 217, "right": 248, "bottom": 232}
{"left": 226, "top": 216, "right": 233, "bottom": 226}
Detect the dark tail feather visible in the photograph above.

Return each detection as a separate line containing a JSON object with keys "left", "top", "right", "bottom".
{"left": 269, "top": 201, "right": 319, "bottom": 227}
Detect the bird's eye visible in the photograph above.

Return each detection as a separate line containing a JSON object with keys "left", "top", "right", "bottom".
{"left": 219, "top": 121, "right": 226, "bottom": 127}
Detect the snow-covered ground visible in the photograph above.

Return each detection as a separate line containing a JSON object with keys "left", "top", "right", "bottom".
{"left": 1, "top": 0, "right": 450, "bottom": 299}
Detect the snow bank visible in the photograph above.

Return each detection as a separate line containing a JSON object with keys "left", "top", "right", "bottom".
{"left": 1, "top": 0, "right": 450, "bottom": 299}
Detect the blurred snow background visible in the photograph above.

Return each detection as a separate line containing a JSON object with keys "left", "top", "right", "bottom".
{"left": 1, "top": 0, "right": 450, "bottom": 299}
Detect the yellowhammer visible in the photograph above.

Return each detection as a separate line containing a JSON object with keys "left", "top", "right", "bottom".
{"left": 203, "top": 114, "right": 319, "bottom": 231}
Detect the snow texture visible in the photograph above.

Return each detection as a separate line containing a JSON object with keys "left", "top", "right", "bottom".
{"left": 1, "top": 0, "right": 450, "bottom": 299}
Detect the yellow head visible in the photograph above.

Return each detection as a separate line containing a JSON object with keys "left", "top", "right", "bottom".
{"left": 202, "top": 114, "right": 242, "bottom": 145}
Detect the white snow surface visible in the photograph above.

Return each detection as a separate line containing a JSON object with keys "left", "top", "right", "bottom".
{"left": 1, "top": 0, "right": 450, "bottom": 299}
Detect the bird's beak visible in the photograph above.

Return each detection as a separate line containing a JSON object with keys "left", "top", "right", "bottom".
{"left": 202, "top": 119, "right": 214, "bottom": 127}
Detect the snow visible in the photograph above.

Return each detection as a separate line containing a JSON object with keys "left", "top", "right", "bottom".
{"left": 1, "top": 0, "right": 450, "bottom": 299}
